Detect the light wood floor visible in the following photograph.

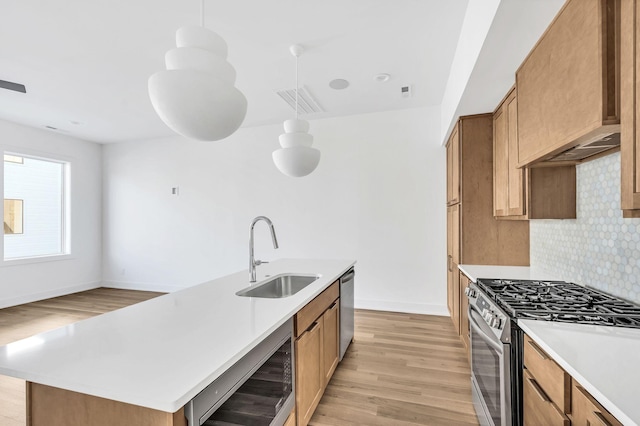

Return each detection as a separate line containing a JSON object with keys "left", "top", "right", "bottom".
{"left": 309, "top": 310, "right": 479, "bottom": 426}
{"left": 0, "top": 288, "right": 164, "bottom": 426}
{"left": 0, "top": 290, "right": 478, "bottom": 426}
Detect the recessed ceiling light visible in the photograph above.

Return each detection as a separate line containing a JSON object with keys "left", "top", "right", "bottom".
{"left": 329, "top": 79, "right": 349, "bottom": 90}
{"left": 374, "top": 73, "right": 391, "bottom": 83}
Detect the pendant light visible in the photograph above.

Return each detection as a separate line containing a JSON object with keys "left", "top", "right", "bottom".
{"left": 148, "top": 0, "right": 247, "bottom": 141}
{"left": 272, "top": 45, "right": 321, "bottom": 177}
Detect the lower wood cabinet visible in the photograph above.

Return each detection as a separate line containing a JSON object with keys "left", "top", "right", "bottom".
{"left": 459, "top": 272, "right": 470, "bottom": 359}
{"left": 523, "top": 369, "right": 570, "bottom": 426}
{"left": 322, "top": 300, "right": 339, "bottom": 386}
{"left": 26, "top": 382, "right": 187, "bottom": 426}
{"left": 295, "top": 320, "right": 324, "bottom": 426}
{"left": 523, "top": 333, "right": 623, "bottom": 426}
{"left": 571, "top": 382, "right": 623, "bottom": 426}
{"left": 294, "top": 281, "right": 340, "bottom": 426}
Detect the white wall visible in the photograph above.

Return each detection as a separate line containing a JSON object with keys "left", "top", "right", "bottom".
{"left": 0, "top": 120, "right": 102, "bottom": 308}
{"left": 103, "top": 107, "right": 448, "bottom": 315}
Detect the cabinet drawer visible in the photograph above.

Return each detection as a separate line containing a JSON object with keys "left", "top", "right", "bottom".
{"left": 571, "top": 380, "right": 623, "bottom": 426}
{"left": 523, "top": 369, "right": 570, "bottom": 426}
{"left": 295, "top": 281, "right": 339, "bottom": 338}
{"left": 523, "top": 334, "right": 570, "bottom": 412}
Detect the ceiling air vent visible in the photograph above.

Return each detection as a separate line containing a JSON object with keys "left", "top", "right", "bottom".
{"left": 0, "top": 79, "right": 26, "bottom": 93}
{"left": 276, "top": 86, "right": 324, "bottom": 114}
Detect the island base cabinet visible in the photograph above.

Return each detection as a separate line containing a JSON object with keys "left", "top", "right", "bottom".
{"left": 322, "top": 300, "right": 339, "bottom": 387}
{"left": 26, "top": 382, "right": 186, "bottom": 426}
{"left": 295, "top": 320, "right": 324, "bottom": 426}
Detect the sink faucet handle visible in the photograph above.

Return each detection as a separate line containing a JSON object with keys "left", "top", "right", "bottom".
{"left": 255, "top": 259, "right": 268, "bottom": 266}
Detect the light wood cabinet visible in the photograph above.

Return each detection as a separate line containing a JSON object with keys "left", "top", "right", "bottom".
{"left": 459, "top": 272, "right": 470, "bottom": 359}
{"left": 516, "top": 0, "right": 620, "bottom": 167}
{"left": 26, "top": 382, "right": 187, "bottom": 426}
{"left": 523, "top": 334, "right": 570, "bottom": 425}
{"left": 445, "top": 114, "right": 529, "bottom": 340}
{"left": 322, "top": 300, "right": 339, "bottom": 387}
{"left": 571, "top": 381, "right": 623, "bottom": 426}
{"left": 446, "top": 123, "right": 460, "bottom": 205}
{"left": 523, "top": 334, "right": 570, "bottom": 413}
{"left": 295, "top": 319, "right": 324, "bottom": 426}
{"left": 523, "top": 369, "right": 570, "bottom": 426}
{"left": 523, "top": 334, "right": 624, "bottom": 426}
{"left": 621, "top": 0, "right": 640, "bottom": 217}
{"left": 493, "top": 87, "right": 577, "bottom": 220}
{"left": 294, "top": 281, "right": 340, "bottom": 426}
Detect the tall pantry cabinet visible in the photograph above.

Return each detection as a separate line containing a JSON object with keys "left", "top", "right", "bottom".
{"left": 446, "top": 115, "right": 530, "bottom": 339}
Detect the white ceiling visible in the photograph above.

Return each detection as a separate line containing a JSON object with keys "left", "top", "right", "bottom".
{"left": 0, "top": 0, "right": 469, "bottom": 143}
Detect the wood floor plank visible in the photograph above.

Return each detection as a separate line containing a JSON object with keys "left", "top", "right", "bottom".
{"left": 309, "top": 309, "right": 478, "bottom": 426}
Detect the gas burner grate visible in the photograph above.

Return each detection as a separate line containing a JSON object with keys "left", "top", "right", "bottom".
{"left": 475, "top": 278, "right": 640, "bottom": 328}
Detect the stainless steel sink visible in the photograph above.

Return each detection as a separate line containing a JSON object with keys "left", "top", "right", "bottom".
{"left": 236, "top": 274, "right": 319, "bottom": 298}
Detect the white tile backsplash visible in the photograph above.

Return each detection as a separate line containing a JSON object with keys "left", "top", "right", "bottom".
{"left": 530, "top": 151, "right": 640, "bottom": 303}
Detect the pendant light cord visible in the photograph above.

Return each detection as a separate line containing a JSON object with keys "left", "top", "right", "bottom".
{"left": 295, "top": 53, "right": 299, "bottom": 119}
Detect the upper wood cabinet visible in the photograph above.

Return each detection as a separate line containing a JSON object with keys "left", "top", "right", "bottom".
{"left": 516, "top": 0, "right": 620, "bottom": 167}
{"left": 621, "top": 0, "right": 640, "bottom": 217}
{"left": 493, "top": 87, "right": 577, "bottom": 220}
{"left": 446, "top": 123, "right": 460, "bottom": 205}
{"left": 445, "top": 115, "right": 530, "bottom": 333}
{"left": 494, "top": 88, "right": 526, "bottom": 217}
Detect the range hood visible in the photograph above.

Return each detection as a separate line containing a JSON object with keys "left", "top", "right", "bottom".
{"left": 545, "top": 132, "right": 620, "bottom": 163}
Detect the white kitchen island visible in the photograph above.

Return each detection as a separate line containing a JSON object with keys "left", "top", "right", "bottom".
{"left": 0, "top": 258, "right": 355, "bottom": 425}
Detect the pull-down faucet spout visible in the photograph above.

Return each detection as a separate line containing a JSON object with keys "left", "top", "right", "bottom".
{"left": 249, "top": 216, "right": 279, "bottom": 282}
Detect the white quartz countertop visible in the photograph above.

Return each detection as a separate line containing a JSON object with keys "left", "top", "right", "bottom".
{"left": 458, "top": 264, "right": 559, "bottom": 282}
{"left": 519, "top": 320, "right": 640, "bottom": 426}
{"left": 0, "top": 258, "right": 355, "bottom": 413}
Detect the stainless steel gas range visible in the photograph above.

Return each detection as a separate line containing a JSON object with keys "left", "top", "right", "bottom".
{"left": 466, "top": 278, "right": 640, "bottom": 426}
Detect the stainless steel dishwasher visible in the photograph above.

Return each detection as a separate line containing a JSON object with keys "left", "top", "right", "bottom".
{"left": 185, "top": 319, "right": 294, "bottom": 426}
{"left": 339, "top": 268, "right": 355, "bottom": 361}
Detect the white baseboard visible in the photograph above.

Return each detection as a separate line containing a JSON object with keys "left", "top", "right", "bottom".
{"left": 355, "top": 298, "right": 449, "bottom": 316}
{"left": 0, "top": 281, "right": 102, "bottom": 309}
{"left": 102, "top": 280, "right": 185, "bottom": 294}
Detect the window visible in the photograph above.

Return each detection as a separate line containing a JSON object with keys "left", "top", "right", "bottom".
{"left": 3, "top": 153, "right": 69, "bottom": 260}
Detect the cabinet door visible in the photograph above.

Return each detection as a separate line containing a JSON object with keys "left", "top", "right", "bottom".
{"left": 506, "top": 91, "right": 526, "bottom": 216}
{"left": 621, "top": 0, "right": 640, "bottom": 215}
{"left": 446, "top": 124, "right": 460, "bottom": 205}
{"left": 447, "top": 204, "right": 460, "bottom": 327}
{"left": 523, "top": 369, "right": 570, "bottom": 426}
{"left": 494, "top": 101, "right": 510, "bottom": 217}
{"left": 571, "top": 382, "right": 623, "bottom": 426}
{"left": 295, "top": 321, "right": 324, "bottom": 426}
{"left": 459, "top": 272, "right": 470, "bottom": 358}
{"left": 322, "top": 300, "right": 339, "bottom": 388}
{"left": 494, "top": 88, "right": 527, "bottom": 218}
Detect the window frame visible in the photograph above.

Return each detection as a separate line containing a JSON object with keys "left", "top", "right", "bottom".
{"left": 1, "top": 146, "right": 73, "bottom": 266}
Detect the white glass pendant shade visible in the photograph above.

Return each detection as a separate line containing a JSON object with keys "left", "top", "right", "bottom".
{"left": 148, "top": 25, "right": 247, "bottom": 141}
{"left": 273, "top": 118, "right": 319, "bottom": 177}
{"left": 272, "top": 146, "right": 321, "bottom": 178}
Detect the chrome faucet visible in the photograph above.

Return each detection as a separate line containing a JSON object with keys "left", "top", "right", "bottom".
{"left": 249, "top": 216, "right": 279, "bottom": 282}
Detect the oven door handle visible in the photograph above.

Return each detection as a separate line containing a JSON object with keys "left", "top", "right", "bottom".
{"left": 468, "top": 305, "right": 504, "bottom": 353}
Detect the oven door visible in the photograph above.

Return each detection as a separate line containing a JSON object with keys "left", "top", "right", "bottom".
{"left": 468, "top": 305, "right": 511, "bottom": 426}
